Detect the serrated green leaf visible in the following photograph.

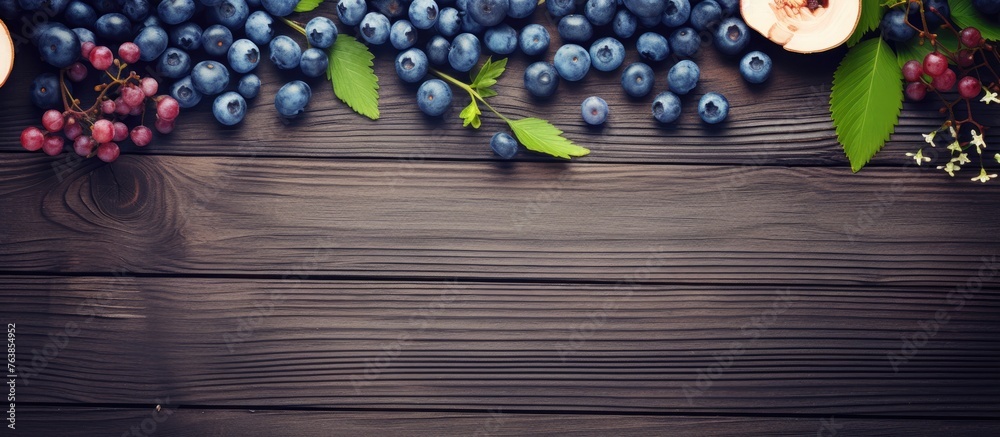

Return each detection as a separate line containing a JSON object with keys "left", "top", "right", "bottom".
{"left": 950, "top": 0, "right": 1000, "bottom": 40}
{"left": 460, "top": 100, "right": 481, "bottom": 128}
{"left": 326, "top": 35, "right": 380, "bottom": 120}
{"left": 294, "top": 0, "right": 324, "bottom": 12}
{"left": 894, "top": 32, "right": 960, "bottom": 68}
{"left": 507, "top": 117, "right": 590, "bottom": 159}
{"left": 470, "top": 57, "right": 507, "bottom": 90}
{"left": 847, "top": 0, "right": 885, "bottom": 47}
{"left": 830, "top": 38, "right": 903, "bottom": 172}
{"left": 476, "top": 87, "right": 498, "bottom": 99}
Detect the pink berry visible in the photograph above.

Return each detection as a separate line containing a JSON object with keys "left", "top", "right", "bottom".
{"left": 129, "top": 104, "right": 143, "bottom": 116}
{"left": 20, "top": 126, "right": 45, "bottom": 151}
{"left": 113, "top": 121, "right": 129, "bottom": 142}
{"left": 923, "top": 52, "right": 948, "bottom": 77}
{"left": 64, "top": 119, "right": 83, "bottom": 140}
{"left": 902, "top": 60, "right": 923, "bottom": 83}
{"left": 154, "top": 117, "right": 175, "bottom": 134}
{"left": 130, "top": 125, "right": 153, "bottom": 147}
{"left": 156, "top": 96, "right": 180, "bottom": 121}
{"left": 91, "top": 119, "right": 115, "bottom": 143}
{"left": 81, "top": 41, "right": 96, "bottom": 58}
{"left": 958, "top": 76, "right": 981, "bottom": 99}
{"left": 905, "top": 82, "right": 927, "bottom": 101}
{"left": 67, "top": 62, "right": 87, "bottom": 82}
{"left": 931, "top": 68, "right": 957, "bottom": 91}
{"left": 956, "top": 49, "right": 975, "bottom": 67}
{"left": 96, "top": 142, "right": 121, "bottom": 163}
{"left": 101, "top": 99, "right": 116, "bottom": 114}
{"left": 89, "top": 46, "right": 114, "bottom": 71}
{"left": 118, "top": 42, "right": 141, "bottom": 64}
{"left": 73, "top": 136, "right": 96, "bottom": 157}
{"left": 42, "top": 135, "right": 64, "bottom": 156}
{"left": 960, "top": 27, "right": 982, "bottom": 48}
{"left": 140, "top": 77, "right": 158, "bottom": 97}
{"left": 114, "top": 97, "right": 132, "bottom": 116}
{"left": 41, "top": 109, "right": 64, "bottom": 132}
{"left": 121, "top": 85, "right": 145, "bottom": 107}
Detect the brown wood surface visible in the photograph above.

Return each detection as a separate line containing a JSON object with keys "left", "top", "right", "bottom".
{"left": 2, "top": 3, "right": 999, "bottom": 435}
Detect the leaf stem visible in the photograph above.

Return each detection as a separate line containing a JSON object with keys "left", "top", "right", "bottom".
{"left": 430, "top": 68, "right": 510, "bottom": 123}
{"left": 280, "top": 17, "right": 308, "bottom": 37}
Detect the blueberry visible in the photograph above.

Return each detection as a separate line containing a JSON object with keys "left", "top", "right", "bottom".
{"left": 228, "top": 38, "right": 260, "bottom": 73}
{"left": 620, "top": 62, "right": 654, "bottom": 97}
{"left": 623, "top": 0, "right": 663, "bottom": 18}
{"left": 202, "top": 24, "right": 234, "bottom": 57}
{"left": 88, "top": 0, "right": 116, "bottom": 14}
{"left": 191, "top": 60, "right": 230, "bottom": 95}
{"left": 436, "top": 7, "right": 461, "bottom": 36}
{"left": 553, "top": 44, "right": 590, "bottom": 81}
{"left": 360, "top": 12, "right": 391, "bottom": 45}
{"left": 690, "top": 0, "right": 721, "bottom": 31}
{"left": 739, "top": 50, "right": 772, "bottom": 84}
{"left": 238, "top": 74, "right": 262, "bottom": 99}
{"left": 213, "top": 92, "right": 247, "bottom": 125}
{"left": 134, "top": 26, "right": 167, "bottom": 62}
{"left": 637, "top": 32, "right": 670, "bottom": 62}
{"left": 667, "top": 59, "right": 699, "bottom": 94}
{"left": 157, "top": 0, "right": 195, "bottom": 25}
{"left": 585, "top": 0, "right": 616, "bottom": 26}
{"left": 490, "top": 132, "right": 518, "bottom": 159}
{"left": 171, "top": 22, "right": 203, "bottom": 51}
{"left": 910, "top": 0, "right": 950, "bottom": 28}
{"left": 337, "top": 0, "right": 367, "bottom": 26}
{"left": 468, "top": 0, "right": 508, "bottom": 26}
{"left": 589, "top": 37, "right": 625, "bottom": 72}
{"left": 269, "top": 35, "right": 302, "bottom": 69}
{"left": 716, "top": 0, "right": 738, "bottom": 15}
{"left": 523, "top": 61, "right": 559, "bottom": 98}
{"left": 409, "top": 0, "right": 439, "bottom": 29}
{"left": 416, "top": 78, "right": 452, "bottom": 116}
{"left": 306, "top": 16, "right": 337, "bottom": 49}
{"left": 698, "top": 92, "right": 728, "bottom": 124}
{"left": 64, "top": 1, "right": 97, "bottom": 28}
{"left": 30, "top": 73, "right": 61, "bottom": 109}
{"left": 95, "top": 13, "right": 131, "bottom": 41}
{"left": 638, "top": 14, "right": 661, "bottom": 28}
{"left": 669, "top": 27, "right": 699, "bottom": 58}
{"left": 545, "top": 0, "right": 574, "bottom": 18}
{"left": 558, "top": 14, "right": 593, "bottom": 43}
{"left": 714, "top": 17, "right": 749, "bottom": 55}
{"left": 426, "top": 35, "right": 451, "bottom": 65}
{"left": 122, "top": 0, "right": 150, "bottom": 21}
{"left": 651, "top": 91, "right": 681, "bottom": 123}
{"left": 72, "top": 27, "right": 95, "bottom": 45}
{"left": 245, "top": 11, "right": 275, "bottom": 45}
{"left": 661, "top": 0, "right": 690, "bottom": 28}
{"left": 519, "top": 24, "right": 550, "bottom": 56}
{"left": 371, "top": 0, "right": 409, "bottom": 19}
{"left": 460, "top": 11, "right": 485, "bottom": 34}
{"left": 581, "top": 96, "right": 608, "bottom": 125}
{"left": 274, "top": 80, "right": 312, "bottom": 117}
{"left": 262, "top": 0, "right": 297, "bottom": 16}
{"left": 390, "top": 19, "right": 418, "bottom": 50}
{"left": 395, "top": 47, "right": 428, "bottom": 83}
{"left": 974, "top": 0, "right": 1000, "bottom": 14}
{"left": 158, "top": 48, "right": 192, "bottom": 79}
{"left": 449, "top": 33, "right": 481, "bottom": 72}
{"left": 37, "top": 24, "right": 79, "bottom": 68}
{"left": 299, "top": 48, "right": 329, "bottom": 77}
{"left": 171, "top": 75, "right": 203, "bottom": 108}
{"left": 881, "top": 9, "right": 916, "bottom": 42}
{"left": 140, "top": 14, "right": 160, "bottom": 29}
{"left": 202, "top": 0, "right": 224, "bottom": 6}
{"left": 507, "top": 0, "right": 535, "bottom": 18}
{"left": 612, "top": 9, "right": 637, "bottom": 39}
{"left": 213, "top": 0, "right": 250, "bottom": 30}
{"left": 484, "top": 24, "right": 517, "bottom": 54}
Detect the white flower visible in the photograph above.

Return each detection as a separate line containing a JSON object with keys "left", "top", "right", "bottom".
{"left": 947, "top": 141, "right": 963, "bottom": 153}
{"left": 971, "top": 130, "right": 987, "bottom": 154}
{"left": 938, "top": 162, "right": 961, "bottom": 177}
{"left": 949, "top": 125, "right": 958, "bottom": 138}
{"left": 995, "top": 153, "right": 1000, "bottom": 164}
{"left": 906, "top": 149, "right": 931, "bottom": 165}
{"left": 953, "top": 153, "right": 971, "bottom": 165}
{"left": 971, "top": 168, "right": 997, "bottom": 183}
{"left": 922, "top": 131, "right": 937, "bottom": 146}
{"left": 982, "top": 90, "right": 1000, "bottom": 105}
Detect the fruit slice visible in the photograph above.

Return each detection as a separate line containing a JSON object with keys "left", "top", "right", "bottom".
{"left": 741, "top": 0, "right": 861, "bottom": 53}
{"left": 0, "top": 19, "right": 12, "bottom": 87}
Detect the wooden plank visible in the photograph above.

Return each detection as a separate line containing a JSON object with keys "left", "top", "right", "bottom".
{"left": 1, "top": 31, "right": 995, "bottom": 166}
{"left": 2, "top": 277, "right": 997, "bottom": 416}
{"left": 1, "top": 155, "right": 999, "bottom": 285}
{"left": 13, "top": 407, "right": 1000, "bottom": 436}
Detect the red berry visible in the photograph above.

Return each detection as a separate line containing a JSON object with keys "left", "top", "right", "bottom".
{"left": 64, "top": 119, "right": 83, "bottom": 140}
{"left": 67, "top": 62, "right": 87, "bottom": 82}
{"left": 956, "top": 49, "right": 975, "bottom": 67}
{"left": 118, "top": 42, "right": 141, "bottom": 64}
{"left": 960, "top": 27, "right": 982, "bottom": 48}
{"left": 902, "top": 60, "right": 923, "bottom": 82}
{"left": 130, "top": 125, "right": 153, "bottom": 147}
{"left": 96, "top": 142, "right": 120, "bottom": 163}
{"left": 923, "top": 52, "right": 949, "bottom": 77}
{"left": 140, "top": 77, "right": 158, "bottom": 97}
{"left": 121, "top": 85, "right": 145, "bottom": 107}
{"left": 905, "top": 82, "right": 927, "bottom": 101}
{"left": 73, "top": 136, "right": 96, "bottom": 157}
{"left": 42, "top": 134, "right": 64, "bottom": 156}
{"left": 114, "top": 97, "right": 132, "bottom": 116}
{"left": 156, "top": 96, "right": 180, "bottom": 121}
{"left": 89, "top": 46, "right": 114, "bottom": 71}
{"left": 20, "top": 126, "right": 45, "bottom": 151}
{"left": 81, "top": 41, "right": 96, "bottom": 58}
{"left": 41, "top": 109, "right": 64, "bottom": 132}
{"left": 154, "top": 117, "right": 175, "bottom": 134}
{"left": 958, "top": 76, "right": 981, "bottom": 99}
{"left": 92, "top": 119, "right": 115, "bottom": 143}
{"left": 129, "top": 104, "right": 143, "bottom": 116}
{"left": 113, "top": 121, "right": 129, "bottom": 142}
{"left": 931, "top": 68, "right": 957, "bottom": 91}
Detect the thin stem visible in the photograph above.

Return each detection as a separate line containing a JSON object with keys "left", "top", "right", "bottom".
{"left": 280, "top": 17, "right": 308, "bottom": 37}
{"left": 431, "top": 68, "right": 510, "bottom": 123}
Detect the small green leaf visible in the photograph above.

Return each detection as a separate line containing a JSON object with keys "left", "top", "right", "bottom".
{"left": 507, "top": 117, "right": 590, "bottom": 159}
{"left": 847, "top": 0, "right": 885, "bottom": 47}
{"left": 460, "top": 100, "right": 481, "bottom": 128}
{"left": 294, "top": 0, "right": 324, "bottom": 12}
{"left": 950, "top": 0, "right": 1000, "bottom": 40}
{"left": 327, "top": 35, "right": 380, "bottom": 120}
{"left": 476, "top": 88, "right": 498, "bottom": 99}
{"left": 894, "top": 32, "right": 960, "bottom": 68}
{"left": 830, "top": 38, "right": 903, "bottom": 172}
{"left": 470, "top": 57, "right": 507, "bottom": 90}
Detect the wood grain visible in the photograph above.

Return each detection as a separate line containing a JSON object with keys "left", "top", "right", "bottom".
{"left": 14, "top": 407, "right": 1000, "bottom": 436}
{"left": 1, "top": 155, "right": 999, "bottom": 284}
{"left": 3, "top": 276, "right": 998, "bottom": 416}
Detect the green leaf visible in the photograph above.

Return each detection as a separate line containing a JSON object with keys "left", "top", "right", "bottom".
{"left": 470, "top": 57, "right": 507, "bottom": 90}
{"left": 847, "top": 0, "right": 885, "bottom": 46}
{"left": 326, "top": 35, "right": 380, "bottom": 120}
{"left": 830, "top": 38, "right": 903, "bottom": 172}
{"left": 894, "top": 32, "right": 960, "bottom": 68}
{"left": 294, "top": 0, "right": 324, "bottom": 12}
{"left": 460, "top": 100, "right": 481, "bottom": 129}
{"left": 950, "top": 0, "right": 1000, "bottom": 40}
{"left": 507, "top": 117, "right": 590, "bottom": 159}
{"left": 477, "top": 88, "right": 498, "bottom": 99}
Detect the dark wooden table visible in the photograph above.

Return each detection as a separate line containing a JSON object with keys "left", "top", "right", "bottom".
{"left": 2, "top": 7, "right": 1000, "bottom": 435}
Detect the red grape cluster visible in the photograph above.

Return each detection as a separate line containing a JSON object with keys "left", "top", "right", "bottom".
{"left": 19, "top": 43, "right": 178, "bottom": 163}
{"left": 902, "top": 27, "right": 992, "bottom": 102}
